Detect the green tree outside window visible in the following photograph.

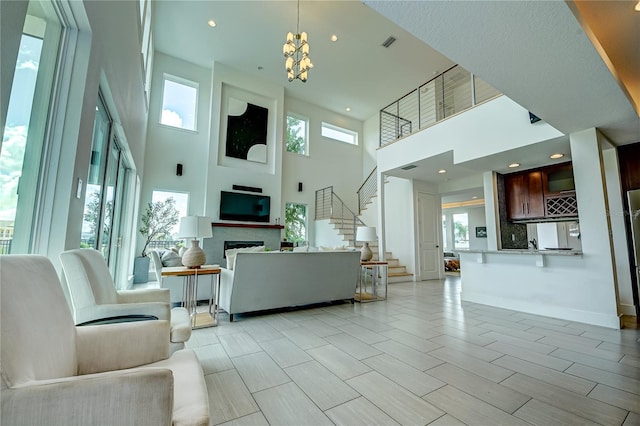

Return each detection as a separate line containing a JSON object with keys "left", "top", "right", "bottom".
{"left": 285, "top": 202, "right": 307, "bottom": 244}
{"left": 286, "top": 115, "right": 306, "bottom": 155}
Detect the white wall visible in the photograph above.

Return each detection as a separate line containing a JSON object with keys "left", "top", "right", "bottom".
{"left": 314, "top": 220, "right": 349, "bottom": 248}
{"left": 205, "top": 62, "right": 285, "bottom": 225}
{"left": 377, "top": 96, "right": 563, "bottom": 176}
{"left": 602, "top": 144, "right": 634, "bottom": 315}
{"left": 141, "top": 58, "right": 366, "bottom": 249}
{"left": 283, "top": 97, "right": 364, "bottom": 245}
{"left": 142, "top": 53, "right": 212, "bottom": 218}
{"left": 363, "top": 113, "right": 379, "bottom": 179}
{"left": 383, "top": 177, "right": 415, "bottom": 272}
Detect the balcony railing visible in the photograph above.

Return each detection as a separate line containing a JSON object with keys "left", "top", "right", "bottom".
{"left": 380, "top": 65, "right": 501, "bottom": 147}
{"left": 0, "top": 239, "right": 11, "bottom": 254}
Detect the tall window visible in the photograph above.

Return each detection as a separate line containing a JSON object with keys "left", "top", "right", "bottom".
{"left": 160, "top": 74, "right": 198, "bottom": 131}
{"left": 321, "top": 122, "right": 358, "bottom": 145}
{"left": 0, "top": 1, "right": 62, "bottom": 254}
{"left": 285, "top": 203, "right": 307, "bottom": 244}
{"left": 81, "top": 94, "right": 133, "bottom": 274}
{"left": 442, "top": 214, "right": 448, "bottom": 251}
{"left": 453, "top": 213, "right": 469, "bottom": 249}
{"left": 286, "top": 114, "right": 308, "bottom": 155}
{"left": 151, "top": 190, "right": 188, "bottom": 242}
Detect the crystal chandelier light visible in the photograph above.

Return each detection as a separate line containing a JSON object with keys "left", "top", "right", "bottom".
{"left": 283, "top": 0, "right": 313, "bottom": 82}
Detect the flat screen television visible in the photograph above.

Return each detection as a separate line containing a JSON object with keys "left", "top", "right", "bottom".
{"left": 220, "top": 191, "right": 270, "bottom": 223}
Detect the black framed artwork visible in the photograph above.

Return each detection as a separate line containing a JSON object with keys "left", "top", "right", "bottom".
{"left": 476, "top": 226, "right": 487, "bottom": 238}
{"left": 226, "top": 99, "right": 268, "bottom": 163}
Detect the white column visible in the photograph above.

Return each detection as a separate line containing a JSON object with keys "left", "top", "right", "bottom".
{"left": 570, "top": 128, "right": 620, "bottom": 321}
{"left": 483, "top": 171, "right": 499, "bottom": 251}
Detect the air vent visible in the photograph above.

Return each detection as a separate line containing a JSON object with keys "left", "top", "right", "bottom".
{"left": 401, "top": 164, "right": 417, "bottom": 170}
{"left": 382, "top": 36, "right": 396, "bottom": 48}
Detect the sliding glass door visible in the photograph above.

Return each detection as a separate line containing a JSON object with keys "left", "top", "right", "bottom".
{"left": 0, "top": 1, "right": 62, "bottom": 253}
{"left": 81, "top": 93, "right": 131, "bottom": 275}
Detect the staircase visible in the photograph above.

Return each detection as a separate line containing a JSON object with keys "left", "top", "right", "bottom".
{"left": 316, "top": 185, "right": 414, "bottom": 283}
{"left": 328, "top": 217, "right": 413, "bottom": 283}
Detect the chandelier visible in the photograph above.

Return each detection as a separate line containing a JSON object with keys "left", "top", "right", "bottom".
{"left": 283, "top": 0, "right": 313, "bottom": 82}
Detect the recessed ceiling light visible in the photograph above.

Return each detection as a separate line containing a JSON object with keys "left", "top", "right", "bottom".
{"left": 472, "top": 196, "right": 478, "bottom": 199}
{"left": 345, "top": 107, "right": 351, "bottom": 112}
{"left": 207, "top": 20, "right": 216, "bottom": 28}
{"left": 330, "top": 34, "right": 338, "bottom": 42}
{"left": 508, "top": 163, "right": 520, "bottom": 168}
{"left": 549, "top": 153, "right": 564, "bottom": 159}
{"left": 438, "top": 169, "right": 446, "bottom": 174}
{"left": 635, "top": 1, "right": 640, "bottom": 11}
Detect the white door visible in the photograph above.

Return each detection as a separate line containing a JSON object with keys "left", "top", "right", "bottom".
{"left": 417, "top": 192, "right": 441, "bottom": 280}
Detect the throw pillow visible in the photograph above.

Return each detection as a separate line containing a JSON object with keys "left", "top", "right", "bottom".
{"left": 225, "top": 245, "right": 265, "bottom": 270}
{"left": 161, "top": 250, "right": 183, "bottom": 267}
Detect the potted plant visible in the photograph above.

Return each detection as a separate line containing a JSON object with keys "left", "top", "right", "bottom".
{"left": 134, "top": 198, "right": 180, "bottom": 283}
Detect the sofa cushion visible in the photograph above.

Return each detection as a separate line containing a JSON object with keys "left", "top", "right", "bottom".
{"left": 161, "top": 250, "right": 183, "bottom": 267}
{"left": 225, "top": 246, "right": 265, "bottom": 270}
{"left": 319, "top": 245, "right": 349, "bottom": 252}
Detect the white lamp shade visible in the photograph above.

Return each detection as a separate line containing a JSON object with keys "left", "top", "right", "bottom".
{"left": 356, "top": 226, "right": 377, "bottom": 242}
{"left": 178, "top": 216, "right": 212, "bottom": 239}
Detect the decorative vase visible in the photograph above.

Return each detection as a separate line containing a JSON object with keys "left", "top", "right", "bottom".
{"left": 182, "top": 239, "right": 206, "bottom": 268}
{"left": 133, "top": 256, "right": 151, "bottom": 283}
{"left": 360, "top": 242, "right": 373, "bottom": 261}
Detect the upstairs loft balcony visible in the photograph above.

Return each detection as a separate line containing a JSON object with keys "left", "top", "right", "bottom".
{"left": 380, "top": 65, "right": 501, "bottom": 147}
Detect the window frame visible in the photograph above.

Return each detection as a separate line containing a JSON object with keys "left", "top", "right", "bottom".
{"left": 285, "top": 113, "right": 309, "bottom": 156}
{"left": 158, "top": 73, "right": 199, "bottom": 133}
{"left": 151, "top": 189, "right": 189, "bottom": 240}
{"left": 321, "top": 122, "right": 358, "bottom": 145}
{"left": 284, "top": 202, "right": 308, "bottom": 244}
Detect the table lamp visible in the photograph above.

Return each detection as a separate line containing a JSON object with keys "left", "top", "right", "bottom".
{"left": 178, "top": 216, "right": 212, "bottom": 268}
{"left": 356, "top": 226, "right": 377, "bottom": 261}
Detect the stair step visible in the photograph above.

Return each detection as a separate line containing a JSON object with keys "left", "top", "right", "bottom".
{"left": 389, "top": 273, "right": 413, "bottom": 283}
{"left": 389, "top": 266, "right": 407, "bottom": 274}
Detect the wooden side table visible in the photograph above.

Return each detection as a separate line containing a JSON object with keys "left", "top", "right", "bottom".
{"left": 356, "top": 261, "right": 388, "bottom": 302}
{"left": 161, "top": 265, "right": 221, "bottom": 328}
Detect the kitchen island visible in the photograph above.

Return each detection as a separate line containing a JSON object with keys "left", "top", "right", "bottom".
{"left": 458, "top": 248, "right": 620, "bottom": 328}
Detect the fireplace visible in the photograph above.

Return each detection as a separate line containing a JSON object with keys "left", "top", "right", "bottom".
{"left": 203, "top": 223, "right": 283, "bottom": 267}
{"left": 223, "top": 241, "right": 264, "bottom": 258}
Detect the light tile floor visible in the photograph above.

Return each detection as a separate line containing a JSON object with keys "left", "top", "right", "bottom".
{"left": 185, "top": 276, "right": 640, "bottom": 426}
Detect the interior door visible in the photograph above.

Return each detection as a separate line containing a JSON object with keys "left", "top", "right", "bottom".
{"left": 417, "top": 192, "right": 441, "bottom": 280}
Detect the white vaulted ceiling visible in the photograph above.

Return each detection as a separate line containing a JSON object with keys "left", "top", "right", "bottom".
{"left": 154, "top": 0, "right": 455, "bottom": 122}
{"left": 154, "top": 0, "right": 639, "bottom": 192}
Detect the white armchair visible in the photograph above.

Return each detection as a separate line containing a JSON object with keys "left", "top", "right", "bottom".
{"left": 59, "top": 249, "right": 191, "bottom": 350}
{"left": 0, "top": 254, "right": 209, "bottom": 426}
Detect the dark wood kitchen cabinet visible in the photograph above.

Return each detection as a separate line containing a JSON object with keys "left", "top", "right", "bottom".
{"left": 504, "top": 162, "right": 578, "bottom": 221}
{"left": 505, "top": 170, "right": 545, "bottom": 220}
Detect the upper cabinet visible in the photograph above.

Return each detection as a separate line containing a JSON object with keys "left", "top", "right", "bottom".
{"left": 505, "top": 171, "right": 544, "bottom": 220}
{"left": 504, "top": 162, "right": 578, "bottom": 221}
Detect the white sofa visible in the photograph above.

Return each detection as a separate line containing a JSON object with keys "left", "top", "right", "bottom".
{"left": 219, "top": 251, "right": 361, "bottom": 321}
